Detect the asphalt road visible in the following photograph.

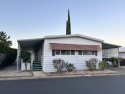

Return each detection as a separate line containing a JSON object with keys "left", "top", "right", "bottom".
{"left": 0, "top": 76, "right": 125, "bottom": 94}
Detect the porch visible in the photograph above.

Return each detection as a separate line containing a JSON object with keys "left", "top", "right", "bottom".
{"left": 17, "top": 38, "right": 44, "bottom": 71}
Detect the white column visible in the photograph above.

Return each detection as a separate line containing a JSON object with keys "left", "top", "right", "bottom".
{"left": 17, "top": 43, "right": 21, "bottom": 72}
{"left": 118, "top": 47, "right": 120, "bottom": 67}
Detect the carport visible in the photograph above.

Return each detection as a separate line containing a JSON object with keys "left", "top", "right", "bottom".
{"left": 17, "top": 38, "right": 44, "bottom": 71}
{"left": 102, "top": 42, "right": 121, "bottom": 66}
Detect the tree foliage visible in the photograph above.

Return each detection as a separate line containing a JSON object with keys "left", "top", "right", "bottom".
{"left": 66, "top": 9, "right": 71, "bottom": 35}
{"left": 20, "top": 51, "right": 31, "bottom": 62}
{"left": 0, "top": 31, "right": 12, "bottom": 47}
{"left": 0, "top": 42, "right": 17, "bottom": 68}
{"left": 0, "top": 31, "right": 16, "bottom": 68}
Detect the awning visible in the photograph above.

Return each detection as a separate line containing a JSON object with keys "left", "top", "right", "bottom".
{"left": 50, "top": 43, "right": 101, "bottom": 51}
{"left": 102, "top": 42, "right": 121, "bottom": 49}
{"left": 18, "top": 38, "right": 44, "bottom": 50}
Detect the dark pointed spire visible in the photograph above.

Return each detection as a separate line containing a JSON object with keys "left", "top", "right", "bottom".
{"left": 66, "top": 9, "right": 71, "bottom": 35}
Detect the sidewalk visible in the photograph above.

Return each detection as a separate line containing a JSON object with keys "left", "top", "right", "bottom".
{"left": 0, "top": 64, "right": 124, "bottom": 80}
{"left": 0, "top": 69, "right": 121, "bottom": 81}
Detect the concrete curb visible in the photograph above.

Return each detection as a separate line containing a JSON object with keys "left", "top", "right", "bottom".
{"left": 0, "top": 73, "right": 122, "bottom": 81}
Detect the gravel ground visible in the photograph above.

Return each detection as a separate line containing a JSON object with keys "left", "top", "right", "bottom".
{"left": 0, "top": 64, "right": 32, "bottom": 78}
{"left": 45, "top": 69, "right": 118, "bottom": 76}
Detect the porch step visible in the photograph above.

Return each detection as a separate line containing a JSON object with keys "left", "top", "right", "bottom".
{"left": 32, "top": 61, "right": 42, "bottom": 71}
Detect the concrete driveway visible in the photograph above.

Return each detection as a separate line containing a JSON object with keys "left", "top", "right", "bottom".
{"left": 108, "top": 66, "right": 125, "bottom": 75}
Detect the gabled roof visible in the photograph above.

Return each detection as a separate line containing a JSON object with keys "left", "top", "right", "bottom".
{"left": 44, "top": 34, "right": 104, "bottom": 43}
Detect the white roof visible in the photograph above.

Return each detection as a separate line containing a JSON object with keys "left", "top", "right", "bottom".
{"left": 17, "top": 34, "right": 104, "bottom": 43}
{"left": 44, "top": 34, "right": 104, "bottom": 42}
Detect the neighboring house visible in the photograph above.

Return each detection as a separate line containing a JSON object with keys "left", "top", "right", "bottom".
{"left": 17, "top": 34, "right": 120, "bottom": 72}
{"left": 119, "top": 47, "right": 125, "bottom": 59}
{"left": 119, "top": 47, "right": 125, "bottom": 66}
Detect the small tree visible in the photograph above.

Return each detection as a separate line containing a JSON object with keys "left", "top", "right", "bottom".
{"left": 20, "top": 51, "right": 31, "bottom": 70}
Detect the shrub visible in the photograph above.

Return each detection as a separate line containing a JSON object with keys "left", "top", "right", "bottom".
{"left": 20, "top": 51, "right": 31, "bottom": 70}
{"left": 20, "top": 51, "right": 31, "bottom": 62}
{"left": 109, "top": 57, "right": 118, "bottom": 67}
{"left": 65, "top": 62, "right": 75, "bottom": 72}
{"left": 86, "top": 58, "right": 98, "bottom": 71}
{"left": 98, "top": 60, "right": 106, "bottom": 70}
{"left": 53, "top": 58, "right": 65, "bottom": 72}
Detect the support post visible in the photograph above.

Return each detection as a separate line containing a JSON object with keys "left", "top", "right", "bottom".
{"left": 118, "top": 47, "right": 120, "bottom": 67}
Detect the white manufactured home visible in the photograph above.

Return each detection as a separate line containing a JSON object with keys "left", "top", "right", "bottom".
{"left": 119, "top": 47, "right": 125, "bottom": 59}
{"left": 17, "top": 34, "right": 120, "bottom": 72}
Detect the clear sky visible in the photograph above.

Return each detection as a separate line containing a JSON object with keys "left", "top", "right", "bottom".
{"left": 0, "top": 0, "right": 125, "bottom": 48}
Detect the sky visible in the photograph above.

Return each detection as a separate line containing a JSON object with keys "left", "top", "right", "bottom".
{"left": 0, "top": 0, "right": 125, "bottom": 48}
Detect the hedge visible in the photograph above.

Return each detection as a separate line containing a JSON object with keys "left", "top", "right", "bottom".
{"left": 0, "top": 42, "right": 17, "bottom": 68}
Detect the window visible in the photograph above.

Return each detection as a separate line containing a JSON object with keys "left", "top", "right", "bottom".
{"left": 71, "top": 50, "right": 75, "bottom": 55}
{"left": 52, "top": 50, "right": 97, "bottom": 56}
{"left": 52, "top": 50, "right": 55, "bottom": 56}
{"left": 61, "top": 50, "right": 70, "bottom": 55}
{"left": 55, "top": 50, "right": 60, "bottom": 55}
{"left": 95, "top": 51, "right": 97, "bottom": 56}
{"left": 83, "top": 51, "right": 89, "bottom": 55}
{"left": 92, "top": 51, "right": 97, "bottom": 56}
{"left": 92, "top": 51, "right": 95, "bottom": 55}
{"left": 88, "top": 51, "right": 92, "bottom": 55}
{"left": 78, "top": 51, "right": 82, "bottom": 55}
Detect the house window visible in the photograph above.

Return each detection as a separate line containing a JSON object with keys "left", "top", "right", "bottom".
{"left": 61, "top": 50, "right": 70, "bottom": 55}
{"left": 88, "top": 51, "right": 93, "bottom": 55}
{"left": 52, "top": 50, "right": 55, "bottom": 56}
{"left": 55, "top": 50, "right": 60, "bottom": 55}
{"left": 83, "top": 51, "right": 89, "bottom": 55}
{"left": 71, "top": 50, "right": 75, "bottom": 55}
{"left": 92, "top": 51, "right": 97, "bottom": 56}
{"left": 78, "top": 51, "right": 82, "bottom": 55}
{"left": 92, "top": 51, "right": 95, "bottom": 55}
{"left": 95, "top": 51, "right": 97, "bottom": 56}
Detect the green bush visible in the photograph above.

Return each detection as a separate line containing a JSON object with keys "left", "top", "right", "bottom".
{"left": 98, "top": 60, "right": 106, "bottom": 70}
{"left": 20, "top": 51, "right": 31, "bottom": 71}
{"left": 109, "top": 57, "right": 118, "bottom": 67}
{"left": 65, "top": 62, "right": 75, "bottom": 72}
{"left": 20, "top": 51, "right": 31, "bottom": 62}
{"left": 86, "top": 58, "right": 98, "bottom": 71}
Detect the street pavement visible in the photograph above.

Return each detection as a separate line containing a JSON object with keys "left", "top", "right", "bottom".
{"left": 0, "top": 75, "right": 125, "bottom": 94}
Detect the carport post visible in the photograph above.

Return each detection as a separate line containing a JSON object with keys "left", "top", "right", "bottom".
{"left": 17, "top": 43, "right": 21, "bottom": 72}
{"left": 118, "top": 47, "right": 120, "bottom": 67}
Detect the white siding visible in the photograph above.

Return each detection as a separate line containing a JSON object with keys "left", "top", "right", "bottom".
{"left": 43, "top": 37, "right": 102, "bottom": 72}
{"left": 103, "top": 48, "right": 118, "bottom": 58}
